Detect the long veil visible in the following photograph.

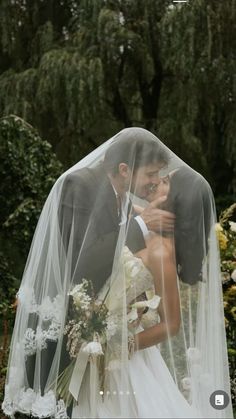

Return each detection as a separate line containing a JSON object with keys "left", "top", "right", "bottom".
{"left": 2, "top": 128, "right": 233, "bottom": 418}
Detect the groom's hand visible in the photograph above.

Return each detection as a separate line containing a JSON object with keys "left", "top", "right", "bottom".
{"left": 140, "top": 196, "right": 175, "bottom": 232}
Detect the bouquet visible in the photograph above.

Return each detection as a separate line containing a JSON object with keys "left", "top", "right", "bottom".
{"left": 56, "top": 278, "right": 117, "bottom": 405}
{"left": 56, "top": 267, "right": 160, "bottom": 406}
{"left": 65, "top": 279, "right": 108, "bottom": 357}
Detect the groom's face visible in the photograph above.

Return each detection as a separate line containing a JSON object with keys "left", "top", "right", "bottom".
{"left": 130, "top": 162, "right": 164, "bottom": 199}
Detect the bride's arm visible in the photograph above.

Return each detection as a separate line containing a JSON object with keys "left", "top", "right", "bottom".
{"left": 133, "top": 236, "right": 181, "bottom": 351}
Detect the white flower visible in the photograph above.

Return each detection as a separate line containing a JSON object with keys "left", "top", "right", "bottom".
{"left": 69, "top": 282, "right": 92, "bottom": 310}
{"left": 69, "top": 280, "right": 88, "bottom": 297}
{"left": 69, "top": 285, "right": 82, "bottom": 296}
{"left": 231, "top": 269, "right": 236, "bottom": 282}
{"left": 82, "top": 341, "right": 104, "bottom": 355}
{"left": 147, "top": 295, "right": 161, "bottom": 309}
{"left": 131, "top": 295, "right": 161, "bottom": 310}
{"left": 229, "top": 221, "right": 236, "bottom": 233}
{"left": 127, "top": 308, "right": 138, "bottom": 323}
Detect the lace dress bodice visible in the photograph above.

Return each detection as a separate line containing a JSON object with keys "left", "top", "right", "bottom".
{"left": 97, "top": 246, "right": 160, "bottom": 329}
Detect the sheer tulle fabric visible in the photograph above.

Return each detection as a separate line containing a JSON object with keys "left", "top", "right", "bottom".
{"left": 2, "top": 128, "right": 233, "bottom": 419}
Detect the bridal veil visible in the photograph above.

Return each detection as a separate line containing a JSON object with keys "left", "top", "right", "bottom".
{"left": 2, "top": 127, "right": 233, "bottom": 418}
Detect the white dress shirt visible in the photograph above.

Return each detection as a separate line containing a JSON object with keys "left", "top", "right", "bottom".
{"left": 111, "top": 184, "right": 148, "bottom": 237}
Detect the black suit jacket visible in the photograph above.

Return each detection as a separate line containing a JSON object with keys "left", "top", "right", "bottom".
{"left": 26, "top": 163, "right": 146, "bottom": 415}
{"left": 58, "top": 162, "right": 146, "bottom": 294}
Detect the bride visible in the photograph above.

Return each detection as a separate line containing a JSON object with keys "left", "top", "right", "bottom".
{"left": 2, "top": 128, "right": 233, "bottom": 419}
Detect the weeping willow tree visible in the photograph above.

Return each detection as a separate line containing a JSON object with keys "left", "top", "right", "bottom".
{"left": 158, "top": 0, "right": 236, "bottom": 202}
{"left": 0, "top": 0, "right": 235, "bottom": 204}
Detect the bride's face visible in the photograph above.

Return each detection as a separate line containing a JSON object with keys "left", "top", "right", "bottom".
{"left": 145, "top": 175, "right": 170, "bottom": 202}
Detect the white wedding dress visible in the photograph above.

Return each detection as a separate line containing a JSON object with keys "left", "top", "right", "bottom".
{"left": 72, "top": 247, "right": 202, "bottom": 419}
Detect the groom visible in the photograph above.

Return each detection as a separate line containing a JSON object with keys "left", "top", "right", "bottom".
{"left": 58, "top": 129, "right": 175, "bottom": 294}
{"left": 31, "top": 130, "right": 176, "bottom": 418}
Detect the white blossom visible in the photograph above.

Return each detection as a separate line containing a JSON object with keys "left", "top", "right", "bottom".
{"left": 83, "top": 341, "right": 103, "bottom": 355}
{"left": 131, "top": 294, "right": 161, "bottom": 310}
{"left": 231, "top": 269, "right": 236, "bottom": 282}
{"left": 69, "top": 281, "right": 92, "bottom": 310}
{"left": 229, "top": 221, "right": 236, "bottom": 233}
{"left": 127, "top": 308, "right": 138, "bottom": 323}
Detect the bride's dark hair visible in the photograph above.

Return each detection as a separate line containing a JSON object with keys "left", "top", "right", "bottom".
{"left": 165, "top": 166, "right": 212, "bottom": 285}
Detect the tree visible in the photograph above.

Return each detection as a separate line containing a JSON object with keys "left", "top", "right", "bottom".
{"left": 0, "top": 115, "right": 63, "bottom": 277}
{"left": 158, "top": 0, "right": 236, "bottom": 200}
{"left": 0, "top": 0, "right": 235, "bottom": 207}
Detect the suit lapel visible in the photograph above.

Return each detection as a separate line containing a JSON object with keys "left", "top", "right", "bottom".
{"left": 100, "top": 177, "right": 119, "bottom": 228}
{"left": 89, "top": 164, "right": 135, "bottom": 230}
{"left": 89, "top": 164, "right": 119, "bottom": 229}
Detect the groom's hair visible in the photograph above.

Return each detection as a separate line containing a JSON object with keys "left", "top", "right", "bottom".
{"left": 103, "top": 129, "right": 169, "bottom": 175}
